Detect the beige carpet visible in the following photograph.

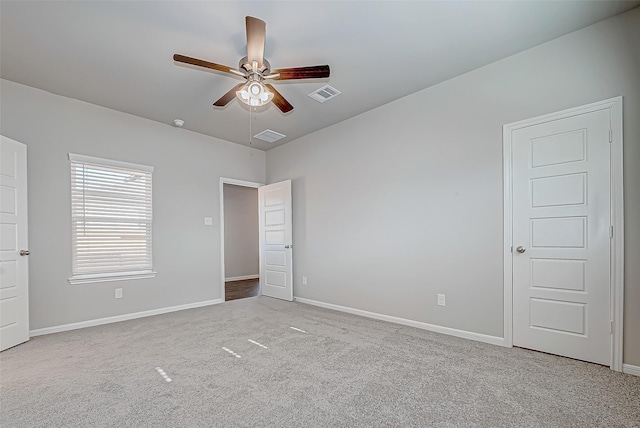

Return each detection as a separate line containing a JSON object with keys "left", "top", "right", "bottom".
{"left": 1, "top": 296, "right": 639, "bottom": 427}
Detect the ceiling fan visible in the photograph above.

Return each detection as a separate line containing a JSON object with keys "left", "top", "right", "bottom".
{"left": 173, "top": 16, "right": 330, "bottom": 113}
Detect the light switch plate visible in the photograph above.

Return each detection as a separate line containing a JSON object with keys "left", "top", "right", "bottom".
{"left": 204, "top": 217, "right": 213, "bottom": 226}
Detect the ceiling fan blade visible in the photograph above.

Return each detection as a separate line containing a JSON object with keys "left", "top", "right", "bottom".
{"left": 213, "top": 82, "right": 246, "bottom": 107}
{"left": 265, "top": 83, "right": 293, "bottom": 113}
{"left": 271, "top": 65, "right": 330, "bottom": 80}
{"left": 246, "top": 16, "right": 266, "bottom": 69}
{"left": 174, "top": 54, "right": 243, "bottom": 76}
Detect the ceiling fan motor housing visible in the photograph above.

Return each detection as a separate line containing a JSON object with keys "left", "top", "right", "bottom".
{"left": 239, "top": 56, "right": 271, "bottom": 75}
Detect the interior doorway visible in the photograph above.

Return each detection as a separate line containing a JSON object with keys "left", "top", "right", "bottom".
{"left": 502, "top": 97, "right": 624, "bottom": 371}
{"left": 220, "top": 178, "right": 263, "bottom": 301}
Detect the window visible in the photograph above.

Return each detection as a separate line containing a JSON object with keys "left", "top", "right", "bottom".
{"left": 68, "top": 153, "right": 155, "bottom": 284}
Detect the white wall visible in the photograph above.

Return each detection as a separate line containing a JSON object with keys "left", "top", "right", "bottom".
{"left": 267, "top": 8, "right": 640, "bottom": 365}
{"left": 0, "top": 79, "right": 266, "bottom": 330}
{"left": 223, "top": 184, "right": 259, "bottom": 279}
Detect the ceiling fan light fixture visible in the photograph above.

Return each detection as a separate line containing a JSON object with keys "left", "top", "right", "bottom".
{"left": 236, "top": 80, "right": 273, "bottom": 107}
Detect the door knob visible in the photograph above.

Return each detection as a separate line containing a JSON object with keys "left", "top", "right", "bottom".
{"left": 515, "top": 246, "right": 526, "bottom": 254}
{"left": 19, "top": 250, "right": 30, "bottom": 256}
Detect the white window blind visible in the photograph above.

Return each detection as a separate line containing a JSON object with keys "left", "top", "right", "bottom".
{"left": 69, "top": 153, "right": 155, "bottom": 284}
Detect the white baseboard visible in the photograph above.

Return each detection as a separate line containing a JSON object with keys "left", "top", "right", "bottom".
{"left": 225, "top": 275, "right": 259, "bottom": 282}
{"left": 622, "top": 364, "right": 640, "bottom": 377}
{"left": 29, "top": 299, "right": 224, "bottom": 337}
{"left": 294, "top": 297, "right": 505, "bottom": 347}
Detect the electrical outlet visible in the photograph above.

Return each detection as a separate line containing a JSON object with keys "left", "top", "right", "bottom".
{"left": 437, "top": 294, "right": 446, "bottom": 306}
{"left": 115, "top": 288, "right": 123, "bottom": 299}
{"left": 302, "top": 276, "right": 307, "bottom": 285}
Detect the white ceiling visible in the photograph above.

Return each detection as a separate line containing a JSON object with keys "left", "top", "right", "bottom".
{"left": 2, "top": 1, "right": 638, "bottom": 150}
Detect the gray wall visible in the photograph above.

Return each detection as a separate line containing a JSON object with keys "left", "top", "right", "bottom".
{"left": 223, "top": 184, "right": 259, "bottom": 279}
{"left": 267, "top": 9, "right": 640, "bottom": 365}
{"left": 1, "top": 8, "right": 638, "bottom": 366}
{"left": 0, "top": 79, "right": 266, "bottom": 330}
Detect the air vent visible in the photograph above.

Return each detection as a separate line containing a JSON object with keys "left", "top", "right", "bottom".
{"left": 308, "top": 85, "right": 341, "bottom": 103}
{"left": 254, "top": 129, "right": 286, "bottom": 143}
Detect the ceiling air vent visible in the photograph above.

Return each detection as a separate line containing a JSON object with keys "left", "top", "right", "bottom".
{"left": 308, "top": 85, "right": 341, "bottom": 103}
{"left": 254, "top": 129, "right": 286, "bottom": 143}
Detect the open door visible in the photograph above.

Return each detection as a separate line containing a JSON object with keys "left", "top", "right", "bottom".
{"left": 1, "top": 136, "right": 29, "bottom": 351}
{"left": 259, "top": 180, "right": 292, "bottom": 301}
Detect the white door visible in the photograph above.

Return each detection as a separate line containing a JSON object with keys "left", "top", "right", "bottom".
{"left": 512, "top": 109, "right": 611, "bottom": 365}
{"left": 259, "top": 180, "right": 293, "bottom": 301}
{"left": 0, "top": 136, "right": 30, "bottom": 351}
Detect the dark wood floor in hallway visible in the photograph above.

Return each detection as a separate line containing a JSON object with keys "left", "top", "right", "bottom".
{"left": 225, "top": 279, "right": 259, "bottom": 301}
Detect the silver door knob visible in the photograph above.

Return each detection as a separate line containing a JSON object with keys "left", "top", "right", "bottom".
{"left": 516, "top": 246, "right": 526, "bottom": 254}
{"left": 19, "top": 250, "right": 30, "bottom": 256}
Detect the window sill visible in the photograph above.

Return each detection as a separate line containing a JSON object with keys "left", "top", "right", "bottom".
{"left": 68, "top": 271, "right": 157, "bottom": 285}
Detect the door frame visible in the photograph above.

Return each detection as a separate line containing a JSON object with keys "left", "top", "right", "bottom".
{"left": 219, "top": 177, "right": 263, "bottom": 301}
{"left": 502, "top": 97, "right": 624, "bottom": 371}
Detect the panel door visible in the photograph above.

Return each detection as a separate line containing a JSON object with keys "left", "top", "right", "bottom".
{"left": 259, "top": 180, "right": 292, "bottom": 301}
{"left": 0, "top": 136, "right": 29, "bottom": 351}
{"left": 512, "top": 109, "right": 611, "bottom": 365}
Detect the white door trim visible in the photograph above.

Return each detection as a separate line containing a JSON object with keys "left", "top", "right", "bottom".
{"left": 503, "top": 97, "right": 624, "bottom": 371}
{"left": 219, "top": 177, "right": 263, "bottom": 301}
